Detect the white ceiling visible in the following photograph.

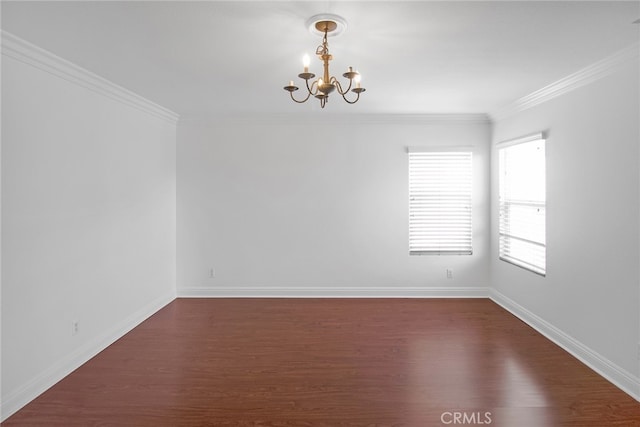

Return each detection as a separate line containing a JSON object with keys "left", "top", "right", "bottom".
{"left": 2, "top": 1, "right": 638, "bottom": 117}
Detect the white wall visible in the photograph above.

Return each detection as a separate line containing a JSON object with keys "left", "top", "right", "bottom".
{"left": 1, "top": 37, "right": 178, "bottom": 419}
{"left": 490, "top": 59, "right": 640, "bottom": 392}
{"left": 177, "top": 115, "right": 491, "bottom": 296}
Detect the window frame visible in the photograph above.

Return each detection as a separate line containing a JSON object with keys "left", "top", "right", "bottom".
{"left": 497, "top": 133, "right": 546, "bottom": 276}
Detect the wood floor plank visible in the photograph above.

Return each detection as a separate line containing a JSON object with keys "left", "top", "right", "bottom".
{"left": 3, "top": 298, "right": 639, "bottom": 426}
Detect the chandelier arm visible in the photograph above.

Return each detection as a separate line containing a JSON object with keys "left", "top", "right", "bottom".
{"left": 343, "top": 79, "right": 353, "bottom": 93}
{"left": 332, "top": 77, "right": 353, "bottom": 95}
{"left": 340, "top": 91, "right": 361, "bottom": 105}
{"left": 331, "top": 77, "right": 344, "bottom": 95}
{"left": 289, "top": 90, "right": 312, "bottom": 104}
{"left": 306, "top": 79, "right": 320, "bottom": 96}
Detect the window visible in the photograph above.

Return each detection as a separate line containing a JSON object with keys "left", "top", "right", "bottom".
{"left": 408, "top": 149, "right": 472, "bottom": 255}
{"left": 498, "top": 133, "right": 546, "bottom": 275}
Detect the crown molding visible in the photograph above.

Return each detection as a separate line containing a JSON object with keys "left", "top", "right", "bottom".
{"left": 179, "top": 112, "right": 491, "bottom": 126}
{"left": 491, "top": 42, "right": 639, "bottom": 121}
{"left": 1, "top": 31, "right": 179, "bottom": 124}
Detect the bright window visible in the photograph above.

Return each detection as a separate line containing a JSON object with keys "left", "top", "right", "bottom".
{"left": 498, "top": 134, "right": 546, "bottom": 275}
{"left": 408, "top": 150, "right": 472, "bottom": 255}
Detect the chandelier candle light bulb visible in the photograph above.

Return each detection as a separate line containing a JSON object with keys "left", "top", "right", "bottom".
{"left": 283, "top": 15, "right": 366, "bottom": 108}
{"left": 303, "top": 54, "right": 310, "bottom": 73}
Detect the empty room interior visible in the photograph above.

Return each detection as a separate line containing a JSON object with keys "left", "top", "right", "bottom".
{"left": 1, "top": 1, "right": 640, "bottom": 425}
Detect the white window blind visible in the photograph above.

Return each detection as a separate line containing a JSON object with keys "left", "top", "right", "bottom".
{"left": 408, "top": 150, "right": 472, "bottom": 255}
{"left": 498, "top": 134, "right": 546, "bottom": 275}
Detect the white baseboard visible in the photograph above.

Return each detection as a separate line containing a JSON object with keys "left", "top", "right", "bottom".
{"left": 0, "top": 290, "right": 176, "bottom": 422}
{"left": 177, "top": 286, "right": 489, "bottom": 298}
{"left": 490, "top": 288, "right": 640, "bottom": 402}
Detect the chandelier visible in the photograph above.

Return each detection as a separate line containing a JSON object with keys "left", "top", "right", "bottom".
{"left": 283, "top": 15, "right": 365, "bottom": 108}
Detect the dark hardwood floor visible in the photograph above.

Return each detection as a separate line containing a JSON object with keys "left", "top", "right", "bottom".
{"left": 3, "top": 298, "right": 639, "bottom": 426}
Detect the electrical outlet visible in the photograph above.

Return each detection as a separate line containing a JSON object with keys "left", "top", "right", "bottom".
{"left": 446, "top": 269, "right": 453, "bottom": 279}
{"left": 209, "top": 267, "right": 215, "bottom": 279}
{"left": 72, "top": 320, "right": 79, "bottom": 336}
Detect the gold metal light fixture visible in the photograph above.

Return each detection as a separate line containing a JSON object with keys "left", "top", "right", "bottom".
{"left": 283, "top": 15, "right": 365, "bottom": 108}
